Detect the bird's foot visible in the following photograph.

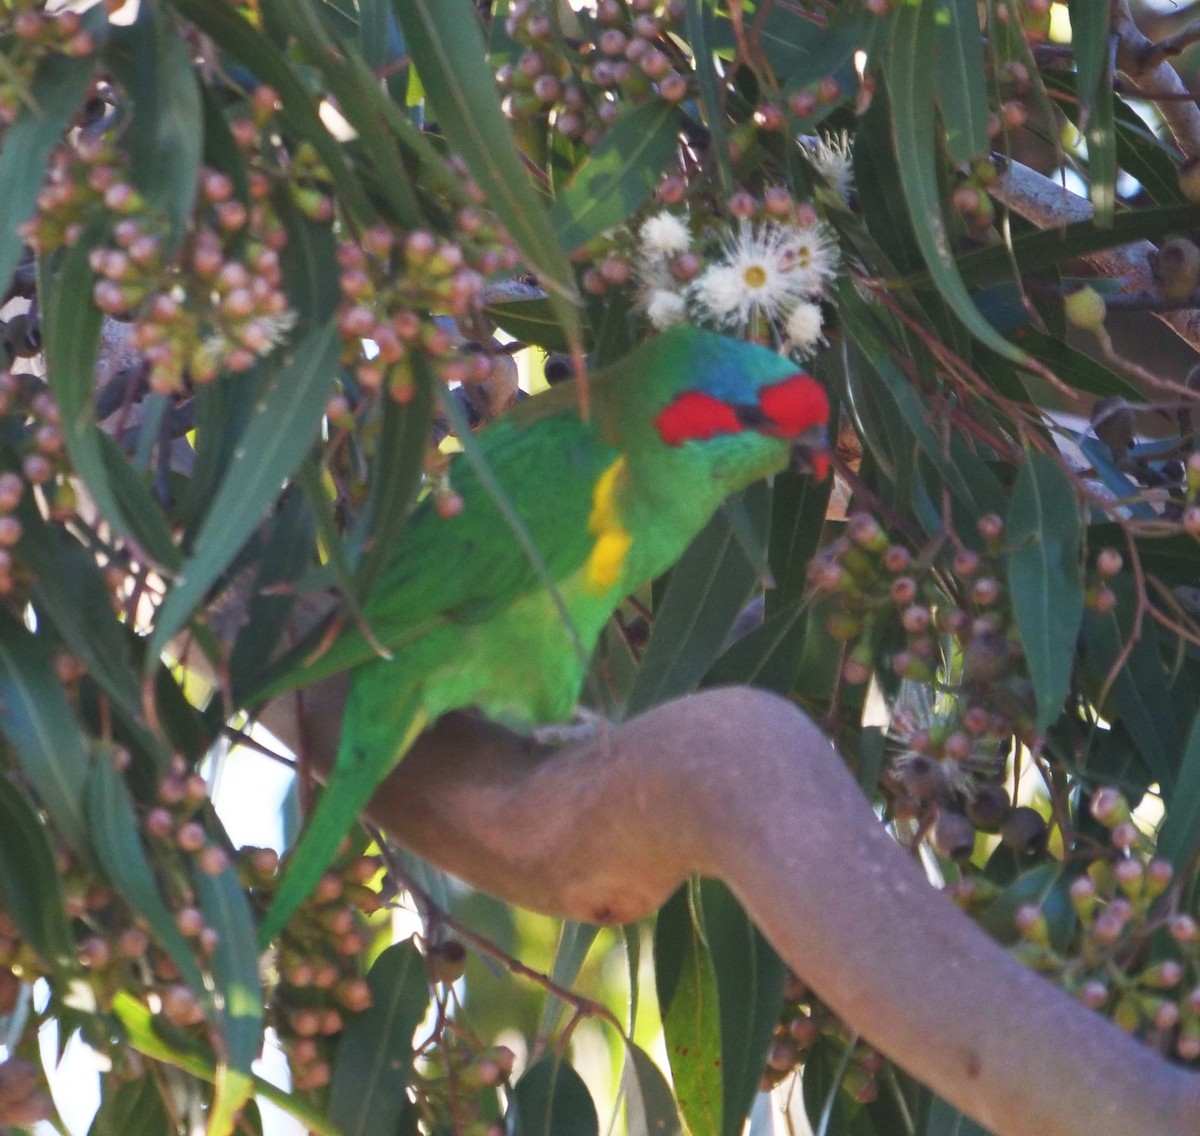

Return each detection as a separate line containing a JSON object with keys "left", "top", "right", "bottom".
{"left": 533, "top": 707, "right": 609, "bottom": 749}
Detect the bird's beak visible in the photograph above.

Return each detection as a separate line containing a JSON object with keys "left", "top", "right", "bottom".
{"left": 791, "top": 424, "right": 831, "bottom": 481}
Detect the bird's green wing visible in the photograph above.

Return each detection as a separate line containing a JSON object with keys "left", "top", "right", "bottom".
{"left": 257, "top": 403, "right": 620, "bottom": 941}
{"left": 243, "top": 403, "right": 619, "bottom": 704}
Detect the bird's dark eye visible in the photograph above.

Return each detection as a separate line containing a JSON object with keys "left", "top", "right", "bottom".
{"left": 732, "top": 402, "right": 769, "bottom": 429}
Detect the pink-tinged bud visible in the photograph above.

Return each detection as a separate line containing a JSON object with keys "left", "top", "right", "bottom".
{"left": 1111, "top": 821, "right": 1140, "bottom": 851}
{"left": 1171, "top": 914, "right": 1199, "bottom": 944}
{"left": 176, "top": 822, "right": 206, "bottom": 854}
{"left": 1090, "top": 786, "right": 1130, "bottom": 827}
{"left": 175, "top": 907, "right": 204, "bottom": 937}
{"left": 143, "top": 808, "right": 173, "bottom": 838}
{"left": 162, "top": 985, "right": 206, "bottom": 1027}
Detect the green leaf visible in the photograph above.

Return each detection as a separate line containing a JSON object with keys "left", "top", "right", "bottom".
{"left": 112, "top": 993, "right": 341, "bottom": 1136}
{"left": 683, "top": 0, "right": 732, "bottom": 195}
{"left": 275, "top": 191, "right": 341, "bottom": 331}
{"left": 1005, "top": 452, "right": 1084, "bottom": 731}
{"left": 40, "top": 227, "right": 131, "bottom": 547}
{"left": 0, "top": 52, "right": 93, "bottom": 292}
{"left": 170, "top": 0, "right": 376, "bottom": 223}
{"left": 704, "top": 601, "right": 810, "bottom": 695}
{"left": 1065, "top": 0, "right": 1110, "bottom": 129}
{"left": 801, "top": 1038, "right": 880, "bottom": 1136}
{"left": 507, "top": 1056, "right": 599, "bottom": 1136}
{"left": 99, "top": 432, "right": 183, "bottom": 572}
{"left": 947, "top": 202, "right": 1200, "bottom": 289}
{"left": 550, "top": 102, "right": 680, "bottom": 252}
{"left": 697, "top": 881, "right": 786, "bottom": 1136}
{"left": 1083, "top": 61, "right": 1116, "bottom": 228}
{"left": 884, "top": 2, "right": 1023, "bottom": 362}
{"left": 486, "top": 297, "right": 573, "bottom": 354}
{"left": 148, "top": 323, "right": 340, "bottom": 665}
{"left": 353, "top": 362, "right": 436, "bottom": 596}
{"left": 88, "top": 1073, "right": 171, "bottom": 1136}
{"left": 917, "top": 1090, "right": 994, "bottom": 1136}
{"left": 1004, "top": 327, "right": 1141, "bottom": 400}
{"left": 261, "top": 0, "right": 420, "bottom": 227}
{"left": 1080, "top": 579, "right": 1185, "bottom": 791}
{"left": 0, "top": 773, "right": 77, "bottom": 973}
{"left": 655, "top": 885, "right": 723, "bottom": 1136}
{"left": 1156, "top": 711, "right": 1200, "bottom": 872}
{"left": 933, "top": 0, "right": 990, "bottom": 163}
{"left": 755, "top": 4, "right": 880, "bottom": 93}
{"left": 623, "top": 1043, "right": 683, "bottom": 1136}
{"left": 109, "top": 8, "right": 203, "bottom": 251}
{"left": 844, "top": 296, "right": 1006, "bottom": 519}
{"left": 0, "top": 608, "right": 90, "bottom": 855}
{"left": 228, "top": 490, "right": 316, "bottom": 696}
{"left": 767, "top": 467, "right": 832, "bottom": 613}
{"left": 193, "top": 862, "right": 264, "bottom": 1136}
{"left": 87, "top": 753, "right": 208, "bottom": 1001}
{"left": 330, "top": 940, "right": 431, "bottom": 1136}
{"left": 392, "top": 0, "right": 582, "bottom": 341}
{"left": 627, "top": 484, "right": 769, "bottom": 716}
{"left": 538, "top": 922, "right": 600, "bottom": 1036}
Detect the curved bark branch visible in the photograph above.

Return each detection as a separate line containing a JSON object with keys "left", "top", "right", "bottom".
{"left": 263, "top": 684, "right": 1200, "bottom": 1136}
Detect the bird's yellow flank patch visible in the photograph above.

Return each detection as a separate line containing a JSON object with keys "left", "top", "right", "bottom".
{"left": 585, "top": 456, "right": 632, "bottom": 594}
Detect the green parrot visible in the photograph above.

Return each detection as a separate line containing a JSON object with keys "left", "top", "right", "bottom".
{"left": 252, "top": 325, "right": 830, "bottom": 944}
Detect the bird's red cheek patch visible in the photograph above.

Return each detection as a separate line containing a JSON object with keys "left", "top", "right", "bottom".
{"left": 655, "top": 391, "right": 742, "bottom": 446}
{"left": 759, "top": 374, "right": 830, "bottom": 436}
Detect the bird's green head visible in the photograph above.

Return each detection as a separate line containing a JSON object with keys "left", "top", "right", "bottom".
{"left": 638, "top": 326, "right": 831, "bottom": 481}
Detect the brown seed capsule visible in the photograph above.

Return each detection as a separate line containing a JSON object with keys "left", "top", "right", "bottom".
{"left": 1000, "top": 806, "right": 1047, "bottom": 855}
{"left": 1151, "top": 236, "right": 1200, "bottom": 304}
{"left": 931, "top": 810, "right": 976, "bottom": 861}
{"left": 965, "top": 782, "right": 1011, "bottom": 832}
{"left": 429, "top": 939, "right": 468, "bottom": 984}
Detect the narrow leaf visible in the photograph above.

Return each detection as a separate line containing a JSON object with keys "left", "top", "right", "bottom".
{"left": 112, "top": 993, "right": 342, "bottom": 1136}
{"left": 628, "top": 485, "right": 768, "bottom": 716}
{"left": 109, "top": 9, "right": 202, "bottom": 250}
{"left": 392, "top": 0, "right": 582, "bottom": 340}
{"left": 330, "top": 940, "right": 431, "bottom": 1136}
{"left": 933, "top": 0, "right": 990, "bottom": 163}
{"left": 885, "top": 2, "right": 1024, "bottom": 362}
{"left": 655, "top": 886, "right": 723, "bottom": 1136}
{"left": 87, "top": 754, "right": 208, "bottom": 1001}
{"left": 549, "top": 101, "right": 681, "bottom": 252}
{"left": 623, "top": 1043, "right": 683, "bottom": 1136}
{"left": 507, "top": 1056, "right": 599, "bottom": 1136}
{"left": 1065, "top": 0, "right": 1110, "bottom": 127}
{"left": 0, "top": 773, "right": 77, "bottom": 973}
{"left": 1155, "top": 711, "right": 1200, "bottom": 872}
{"left": 170, "top": 0, "right": 376, "bottom": 222}
{"left": 148, "top": 323, "right": 340, "bottom": 663}
{"left": 683, "top": 0, "right": 732, "bottom": 194}
{"left": 354, "top": 362, "right": 436, "bottom": 596}
{"left": 538, "top": 922, "right": 600, "bottom": 1036}
{"left": 0, "top": 53, "right": 93, "bottom": 291}
{"left": 1005, "top": 452, "right": 1084, "bottom": 730}
{"left": 0, "top": 608, "right": 90, "bottom": 855}
{"left": 40, "top": 227, "right": 131, "bottom": 548}
{"left": 193, "top": 863, "right": 264, "bottom": 1136}
{"left": 698, "top": 881, "right": 786, "bottom": 1136}
{"left": 1081, "top": 580, "right": 1184, "bottom": 790}
{"left": 88, "top": 1073, "right": 171, "bottom": 1136}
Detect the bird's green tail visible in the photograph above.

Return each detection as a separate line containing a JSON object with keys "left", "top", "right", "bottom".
{"left": 257, "top": 681, "right": 427, "bottom": 947}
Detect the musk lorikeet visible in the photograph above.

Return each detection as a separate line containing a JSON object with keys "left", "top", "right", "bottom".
{"left": 252, "top": 325, "right": 830, "bottom": 944}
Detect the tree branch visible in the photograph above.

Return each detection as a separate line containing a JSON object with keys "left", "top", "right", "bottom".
{"left": 991, "top": 157, "right": 1200, "bottom": 354}
{"left": 262, "top": 684, "right": 1200, "bottom": 1136}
